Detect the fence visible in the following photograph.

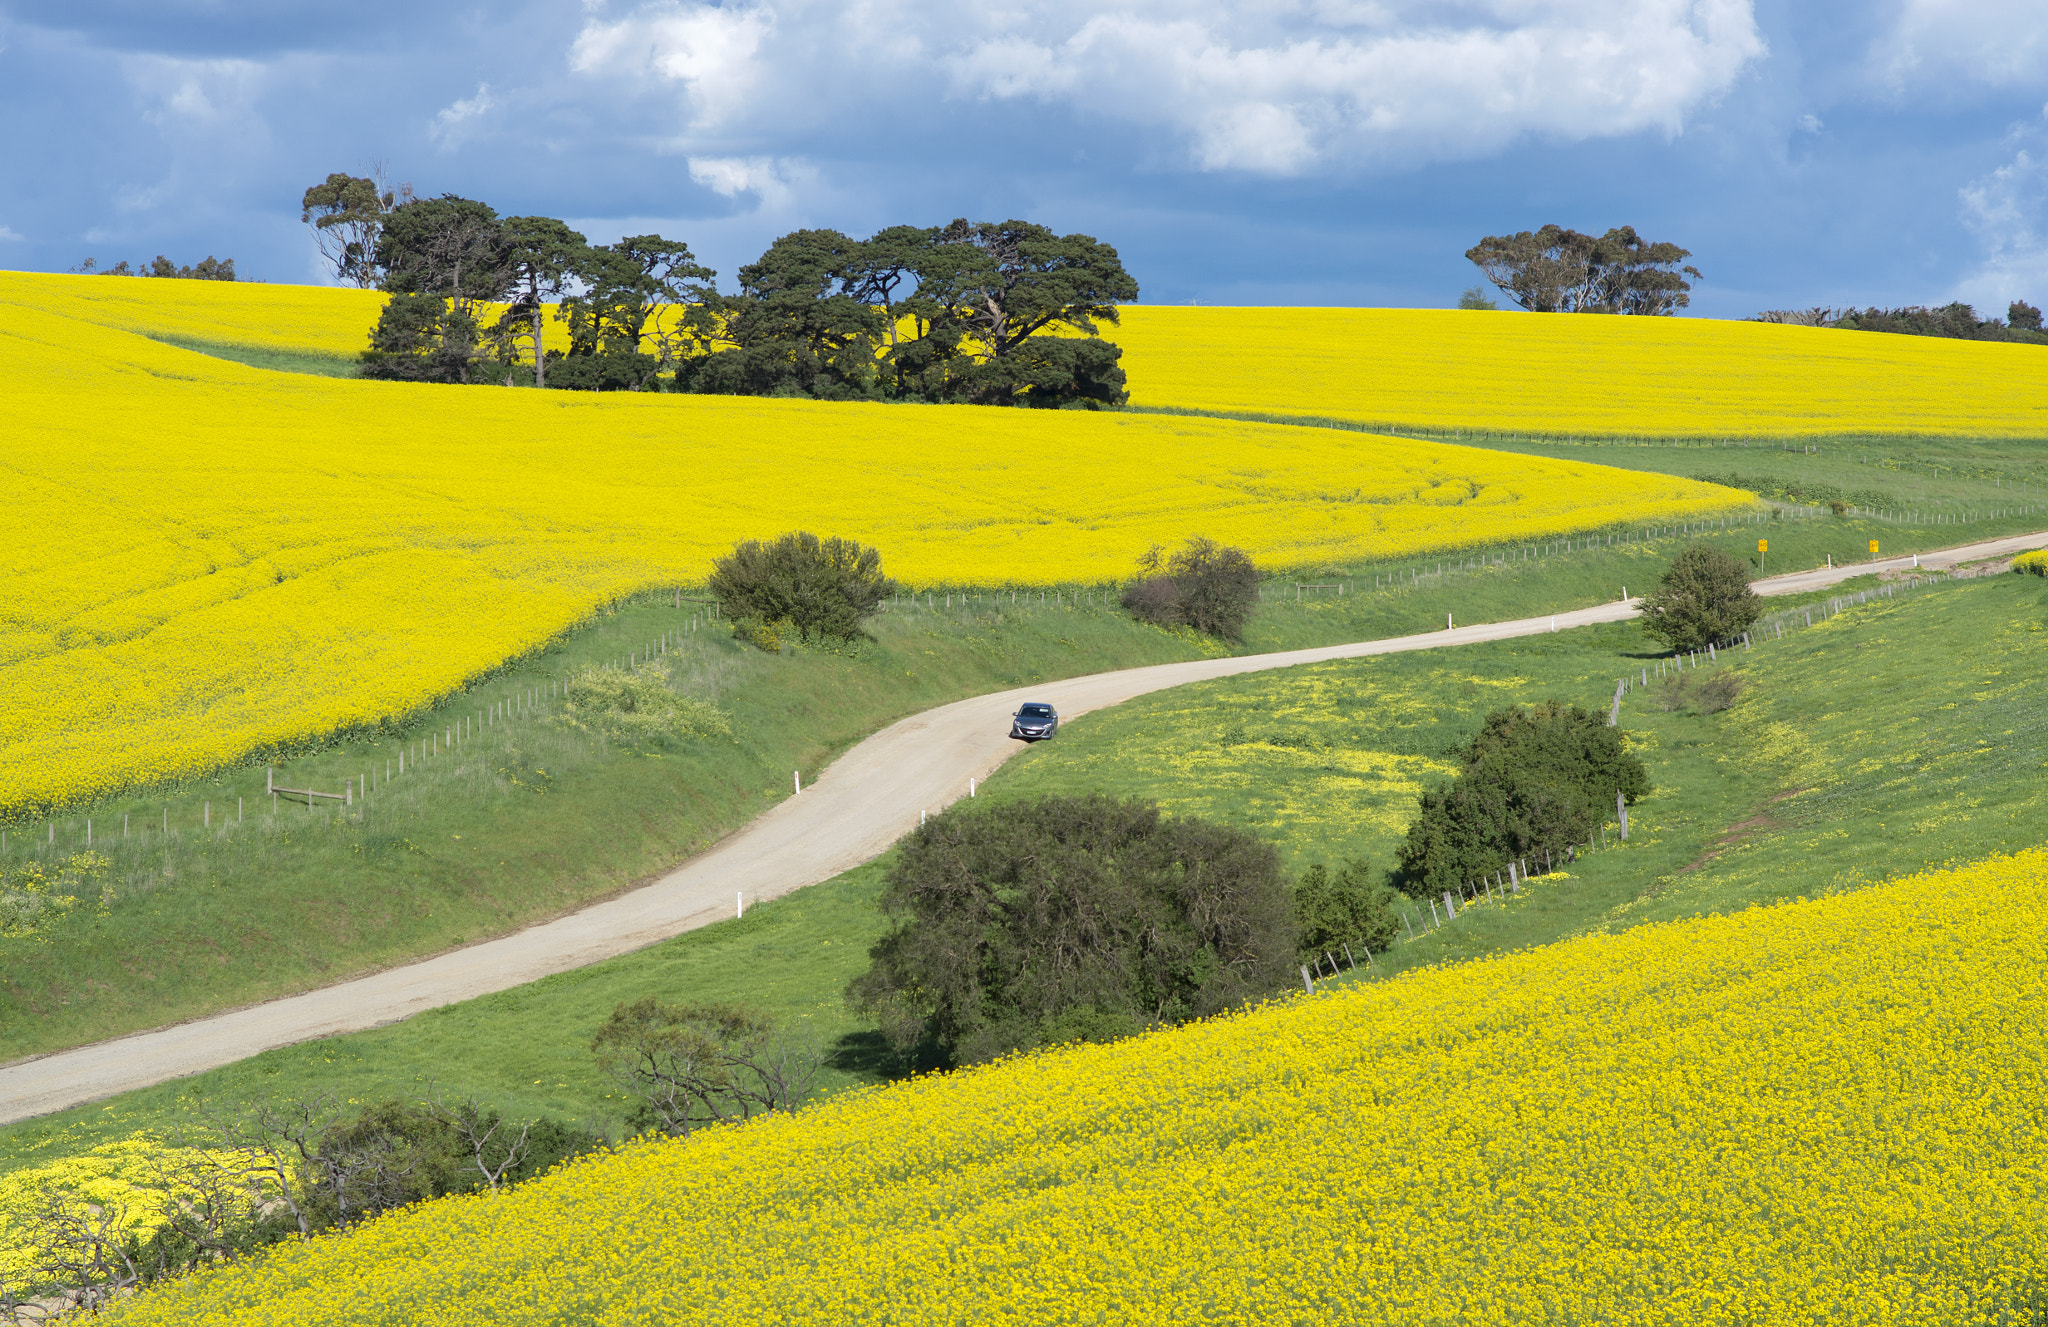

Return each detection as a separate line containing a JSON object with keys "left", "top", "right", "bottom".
{"left": 1297, "top": 558, "right": 2023, "bottom": 992}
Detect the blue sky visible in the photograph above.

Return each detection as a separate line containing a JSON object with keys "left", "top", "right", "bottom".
{"left": 2, "top": 0, "right": 2044, "bottom": 317}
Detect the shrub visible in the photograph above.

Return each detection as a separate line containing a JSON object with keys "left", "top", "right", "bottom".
{"left": 592, "top": 998, "right": 822, "bottom": 1137}
{"left": 848, "top": 794, "right": 1296, "bottom": 1065}
{"left": 1396, "top": 702, "right": 1650, "bottom": 894}
{"left": 709, "top": 531, "right": 899, "bottom": 645}
{"left": 549, "top": 665, "right": 732, "bottom": 748}
{"left": 1638, "top": 545, "right": 1762, "bottom": 652}
{"left": 1293, "top": 859, "right": 1401, "bottom": 961}
{"left": 2011, "top": 549, "right": 2048, "bottom": 577}
{"left": 359, "top": 292, "right": 485, "bottom": 384}
{"left": 1121, "top": 537, "right": 1260, "bottom": 641}
{"left": 544, "top": 350, "right": 661, "bottom": 392}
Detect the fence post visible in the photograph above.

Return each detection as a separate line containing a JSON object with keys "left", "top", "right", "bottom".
{"left": 1300, "top": 965, "right": 1315, "bottom": 994}
{"left": 1618, "top": 793, "right": 1629, "bottom": 840}
{"left": 1443, "top": 890, "right": 1457, "bottom": 919}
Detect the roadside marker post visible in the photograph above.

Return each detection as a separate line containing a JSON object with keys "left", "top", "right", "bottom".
{"left": 1758, "top": 537, "right": 1767, "bottom": 576}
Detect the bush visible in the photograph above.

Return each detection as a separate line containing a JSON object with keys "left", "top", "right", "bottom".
{"left": 2011, "top": 549, "right": 2048, "bottom": 577}
{"left": 1120, "top": 537, "right": 1260, "bottom": 641}
{"left": 592, "top": 998, "right": 822, "bottom": 1137}
{"left": 543, "top": 350, "right": 662, "bottom": 392}
{"left": 1638, "top": 545, "right": 1762, "bottom": 652}
{"left": 360, "top": 292, "right": 484, "bottom": 384}
{"left": 709, "top": 531, "right": 899, "bottom": 645}
{"left": 1293, "top": 859, "right": 1401, "bottom": 961}
{"left": 548, "top": 665, "right": 732, "bottom": 748}
{"left": 1396, "top": 702, "right": 1650, "bottom": 894}
{"left": 848, "top": 794, "right": 1296, "bottom": 1065}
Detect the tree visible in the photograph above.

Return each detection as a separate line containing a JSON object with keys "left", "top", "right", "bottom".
{"left": 1638, "top": 545, "right": 1762, "bottom": 652}
{"left": 686, "top": 228, "right": 886, "bottom": 399}
{"left": 146, "top": 255, "right": 238, "bottom": 281}
{"left": 848, "top": 795, "right": 1296, "bottom": 1065}
{"left": 894, "top": 219, "right": 1138, "bottom": 405}
{"left": 591, "top": 998, "right": 822, "bottom": 1136}
{"left": 1121, "top": 537, "right": 1261, "bottom": 641}
{"left": 366, "top": 196, "right": 515, "bottom": 383}
{"left": 2011, "top": 300, "right": 2043, "bottom": 332}
{"left": 1293, "top": 859, "right": 1402, "bottom": 961}
{"left": 1465, "top": 225, "right": 1699, "bottom": 314}
{"left": 301, "top": 169, "right": 411, "bottom": 287}
{"left": 559, "top": 234, "right": 716, "bottom": 389}
{"left": 708, "top": 531, "right": 899, "bottom": 645}
{"left": 1396, "top": 702, "right": 1650, "bottom": 895}
{"left": 495, "top": 216, "right": 589, "bottom": 389}
{"left": 1588, "top": 225, "right": 1702, "bottom": 315}
{"left": 1457, "top": 285, "right": 1499, "bottom": 310}
{"left": 361, "top": 290, "right": 486, "bottom": 383}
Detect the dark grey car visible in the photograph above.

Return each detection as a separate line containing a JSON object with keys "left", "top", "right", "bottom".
{"left": 1009, "top": 701, "right": 1059, "bottom": 741}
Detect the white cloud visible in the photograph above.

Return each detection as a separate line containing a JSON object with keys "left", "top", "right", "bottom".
{"left": 1873, "top": 0, "right": 2048, "bottom": 93}
{"left": 571, "top": 2, "right": 773, "bottom": 128}
{"left": 430, "top": 83, "right": 496, "bottom": 150}
{"left": 1797, "top": 113, "right": 1823, "bottom": 133}
{"left": 121, "top": 55, "right": 268, "bottom": 130}
{"left": 687, "top": 155, "right": 815, "bottom": 210}
{"left": 570, "top": 0, "right": 1766, "bottom": 176}
{"left": 1954, "top": 135, "right": 2048, "bottom": 311}
{"left": 0, "top": 225, "right": 23, "bottom": 243}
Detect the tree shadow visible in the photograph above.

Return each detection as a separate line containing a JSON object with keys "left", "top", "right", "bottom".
{"left": 828, "top": 1030, "right": 948, "bottom": 1084}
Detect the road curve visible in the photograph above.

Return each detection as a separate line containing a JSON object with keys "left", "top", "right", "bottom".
{"left": 3, "top": 529, "right": 2040, "bottom": 1124}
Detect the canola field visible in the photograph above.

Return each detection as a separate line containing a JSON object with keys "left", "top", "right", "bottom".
{"left": 19, "top": 272, "right": 2047, "bottom": 440}
{"left": 6, "top": 270, "right": 383, "bottom": 358}
{"left": 97, "top": 844, "right": 2048, "bottom": 1326}
{"left": 1110, "top": 306, "right": 2048, "bottom": 438}
{"left": 0, "top": 276, "right": 1747, "bottom": 815}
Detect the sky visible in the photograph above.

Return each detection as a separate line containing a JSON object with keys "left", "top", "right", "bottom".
{"left": 1, "top": 0, "right": 2045, "bottom": 317}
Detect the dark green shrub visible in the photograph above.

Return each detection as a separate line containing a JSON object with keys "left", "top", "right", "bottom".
{"left": 1397, "top": 702, "right": 1649, "bottom": 895}
{"left": 1121, "top": 537, "right": 1261, "bottom": 641}
{"left": 848, "top": 794, "right": 1295, "bottom": 1064}
{"left": 1638, "top": 545, "right": 1763, "bottom": 652}
{"left": 1294, "top": 859, "right": 1402, "bottom": 960}
{"left": 709, "top": 531, "right": 898, "bottom": 645}
{"left": 360, "top": 292, "right": 485, "bottom": 383}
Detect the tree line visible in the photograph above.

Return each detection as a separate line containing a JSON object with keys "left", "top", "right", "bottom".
{"left": 1752, "top": 300, "right": 2047, "bottom": 344}
{"left": 301, "top": 172, "right": 1139, "bottom": 406}
{"left": 66, "top": 256, "right": 239, "bottom": 280}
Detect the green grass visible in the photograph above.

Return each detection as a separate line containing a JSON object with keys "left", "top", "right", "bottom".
{"left": 142, "top": 334, "right": 363, "bottom": 378}
{"left": 5, "top": 567, "right": 2041, "bottom": 1177}
{"left": 988, "top": 569, "right": 2048, "bottom": 987}
{"left": 0, "top": 597, "right": 1215, "bottom": 1064}
{"left": 7, "top": 506, "right": 2040, "bottom": 1067}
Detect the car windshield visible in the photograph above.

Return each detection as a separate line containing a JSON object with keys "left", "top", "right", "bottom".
{"left": 1019, "top": 704, "right": 1053, "bottom": 717}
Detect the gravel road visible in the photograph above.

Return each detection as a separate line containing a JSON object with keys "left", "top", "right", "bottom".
{"left": 3, "top": 528, "right": 2039, "bottom": 1125}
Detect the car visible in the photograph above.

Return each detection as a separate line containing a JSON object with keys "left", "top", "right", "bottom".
{"left": 1009, "top": 701, "right": 1059, "bottom": 741}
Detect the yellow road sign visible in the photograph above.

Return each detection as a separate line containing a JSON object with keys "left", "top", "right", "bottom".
{"left": 1758, "top": 539, "right": 1768, "bottom": 552}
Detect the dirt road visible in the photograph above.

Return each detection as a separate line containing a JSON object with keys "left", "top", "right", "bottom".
{"left": 3, "top": 529, "right": 2039, "bottom": 1125}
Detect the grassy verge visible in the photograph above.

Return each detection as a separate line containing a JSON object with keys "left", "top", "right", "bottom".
{"left": 8, "top": 511, "right": 2040, "bottom": 1068}
{"left": 4, "top": 567, "right": 2040, "bottom": 1174}
{"left": 142, "top": 333, "right": 363, "bottom": 378}
{"left": 0, "top": 598, "right": 1212, "bottom": 1064}
{"left": 991, "top": 570, "right": 2048, "bottom": 986}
